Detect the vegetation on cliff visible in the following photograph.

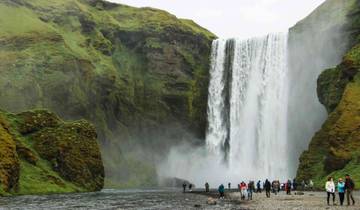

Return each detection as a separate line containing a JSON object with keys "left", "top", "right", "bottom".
{"left": 0, "top": 109, "right": 104, "bottom": 195}
{"left": 296, "top": 0, "right": 360, "bottom": 188}
{"left": 0, "top": 0, "right": 216, "bottom": 187}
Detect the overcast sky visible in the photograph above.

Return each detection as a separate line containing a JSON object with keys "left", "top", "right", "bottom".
{"left": 108, "top": 0, "right": 326, "bottom": 38}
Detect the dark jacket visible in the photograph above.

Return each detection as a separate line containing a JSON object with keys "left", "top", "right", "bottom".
{"left": 264, "top": 180, "right": 271, "bottom": 191}
{"left": 345, "top": 178, "right": 355, "bottom": 190}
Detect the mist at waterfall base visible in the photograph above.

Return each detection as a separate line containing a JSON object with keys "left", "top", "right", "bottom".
{"left": 158, "top": 29, "right": 348, "bottom": 188}
{"left": 159, "top": 33, "right": 291, "bottom": 187}
{"left": 157, "top": 0, "right": 352, "bottom": 186}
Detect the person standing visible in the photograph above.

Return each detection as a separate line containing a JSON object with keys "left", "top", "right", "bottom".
{"left": 189, "top": 184, "right": 193, "bottom": 192}
{"left": 248, "top": 181, "right": 254, "bottom": 200}
{"left": 240, "top": 182, "right": 247, "bottom": 200}
{"left": 337, "top": 178, "right": 345, "bottom": 206}
{"left": 273, "top": 181, "right": 279, "bottom": 195}
{"left": 286, "top": 180, "right": 292, "bottom": 195}
{"left": 182, "top": 182, "right": 187, "bottom": 193}
{"left": 345, "top": 174, "right": 355, "bottom": 205}
{"left": 325, "top": 177, "right": 336, "bottom": 205}
{"left": 256, "top": 180, "right": 262, "bottom": 193}
{"left": 301, "top": 180, "right": 306, "bottom": 190}
{"left": 218, "top": 184, "right": 225, "bottom": 199}
{"left": 293, "top": 179, "right": 297, "bottom": 191}
{"left": 205, "top": 182, "right": 210, "bottom": 193}
{"left": 309, "top": 179, "right": 314, "bottom": 190}
{"left": 228, "top": 182, "right": 231, "bottom": 190}
{"left": 264, "top": 179, "right": 271, "bottom": 198}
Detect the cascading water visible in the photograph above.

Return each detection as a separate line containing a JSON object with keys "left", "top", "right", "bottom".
{"left": 206, "top": 33, "right": 290, "bottom": 180}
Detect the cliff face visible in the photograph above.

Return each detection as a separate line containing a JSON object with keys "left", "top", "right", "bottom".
{"left": 296, "top": 0, "right": 360, "bottom": 187}
{"left": 287, "top": 0, "right": 357, "bottom": 174}
{"left": 0, "top": 0, "right": 216, "bottom": 187}
{"left": 0, "top": 109, "right": 104, "bottom": 195}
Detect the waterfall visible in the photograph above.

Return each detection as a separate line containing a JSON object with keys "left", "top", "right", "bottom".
{"left": 206, "top": 33, "right": 290, "bottom": 180}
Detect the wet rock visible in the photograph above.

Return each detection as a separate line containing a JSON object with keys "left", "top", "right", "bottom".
{"left": 207, "top": 197, "right": 217, "bottom": 205}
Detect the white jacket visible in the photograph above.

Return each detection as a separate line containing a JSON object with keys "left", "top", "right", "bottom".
{"left": 325, "top": 181, "right": 335, "bottom": 193}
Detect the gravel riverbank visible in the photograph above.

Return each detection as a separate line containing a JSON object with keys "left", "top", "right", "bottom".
{"left": 225, "top": 191, "right": 360, "bottom": 210}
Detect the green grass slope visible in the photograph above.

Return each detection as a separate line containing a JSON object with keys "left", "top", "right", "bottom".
{"left": 0, "top": 0, "right": 216, "bottom": 187}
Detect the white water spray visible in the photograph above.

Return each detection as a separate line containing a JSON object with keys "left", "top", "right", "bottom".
{"left": 159, "top": 33, "right": 298, "bottom": 186}
{"left": 206, "top": 33, "right": 290, "bottom": 181}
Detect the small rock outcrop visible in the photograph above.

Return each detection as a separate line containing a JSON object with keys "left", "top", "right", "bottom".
{"left": 0, "top": 110, "right": 104, "bottom": 195}
{"left": 0, "top": 115, "right": 20, "bottom": 193}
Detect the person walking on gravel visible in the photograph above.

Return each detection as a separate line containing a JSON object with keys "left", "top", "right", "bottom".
{"left": 248, "top": 181, "right": 255, "bottom": 200}
{"left": 345, "top": 174, "right": 355, "bottom": 205}
{"left": 218, "top": 184, "right": 225, "bottom": 199}
{"left": 264, "top": 179, "right": 271, "bottom": 198}
{"left": 337, "top": 178, "right": 345, "bottom": 206}
{"left": 257, "top": 180, "right": 262, "bottom": 193}
{"left": 325, "top": 177, "right": 336, "bottom": 205}
{"left": 205, "top": 182, "right": 210, "bottom": 193}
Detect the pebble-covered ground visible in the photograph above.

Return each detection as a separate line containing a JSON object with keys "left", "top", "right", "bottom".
{"left": 228, "top": 191, "right": 360, "bottom": 210}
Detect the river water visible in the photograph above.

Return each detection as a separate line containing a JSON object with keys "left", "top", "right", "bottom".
{"left": 0, "top": 189, "right": 240, "bottom": 210}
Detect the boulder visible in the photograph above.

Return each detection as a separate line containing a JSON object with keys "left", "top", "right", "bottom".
{"left": 32, "top": 119, "right": 104, "bottom": 191}
{"left": 207, "top": 197, "right": 217, "bottom": 205}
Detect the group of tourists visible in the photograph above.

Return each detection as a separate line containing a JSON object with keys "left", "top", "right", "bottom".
{"left": 325, "top": 174, "right": 355, "bottom": 206}
{"left": 182, "top": 175, "right": 356, "bottom": 207}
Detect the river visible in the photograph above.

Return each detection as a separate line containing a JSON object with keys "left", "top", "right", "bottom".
{"left": 0, "top": 189, "right": 239, "bottom": 210}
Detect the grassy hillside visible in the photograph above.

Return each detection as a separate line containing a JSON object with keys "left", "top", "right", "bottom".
{"left": 0, "top": 0, "right": 216, "bottom": 187}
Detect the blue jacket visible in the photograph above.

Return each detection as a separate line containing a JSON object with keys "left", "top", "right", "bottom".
{"left": 338, "top": 182, "right": 345, "bottom": 193}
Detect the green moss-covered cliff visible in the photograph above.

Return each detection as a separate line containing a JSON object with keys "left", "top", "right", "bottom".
{"left": 0, "top": 109, "right": 104, "bottom": 195}
{"left": 0, "top": 0, "right": 216, "bottom": 187}
{"left": 296, "top": 0, "right": 360, "bottom": 187}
